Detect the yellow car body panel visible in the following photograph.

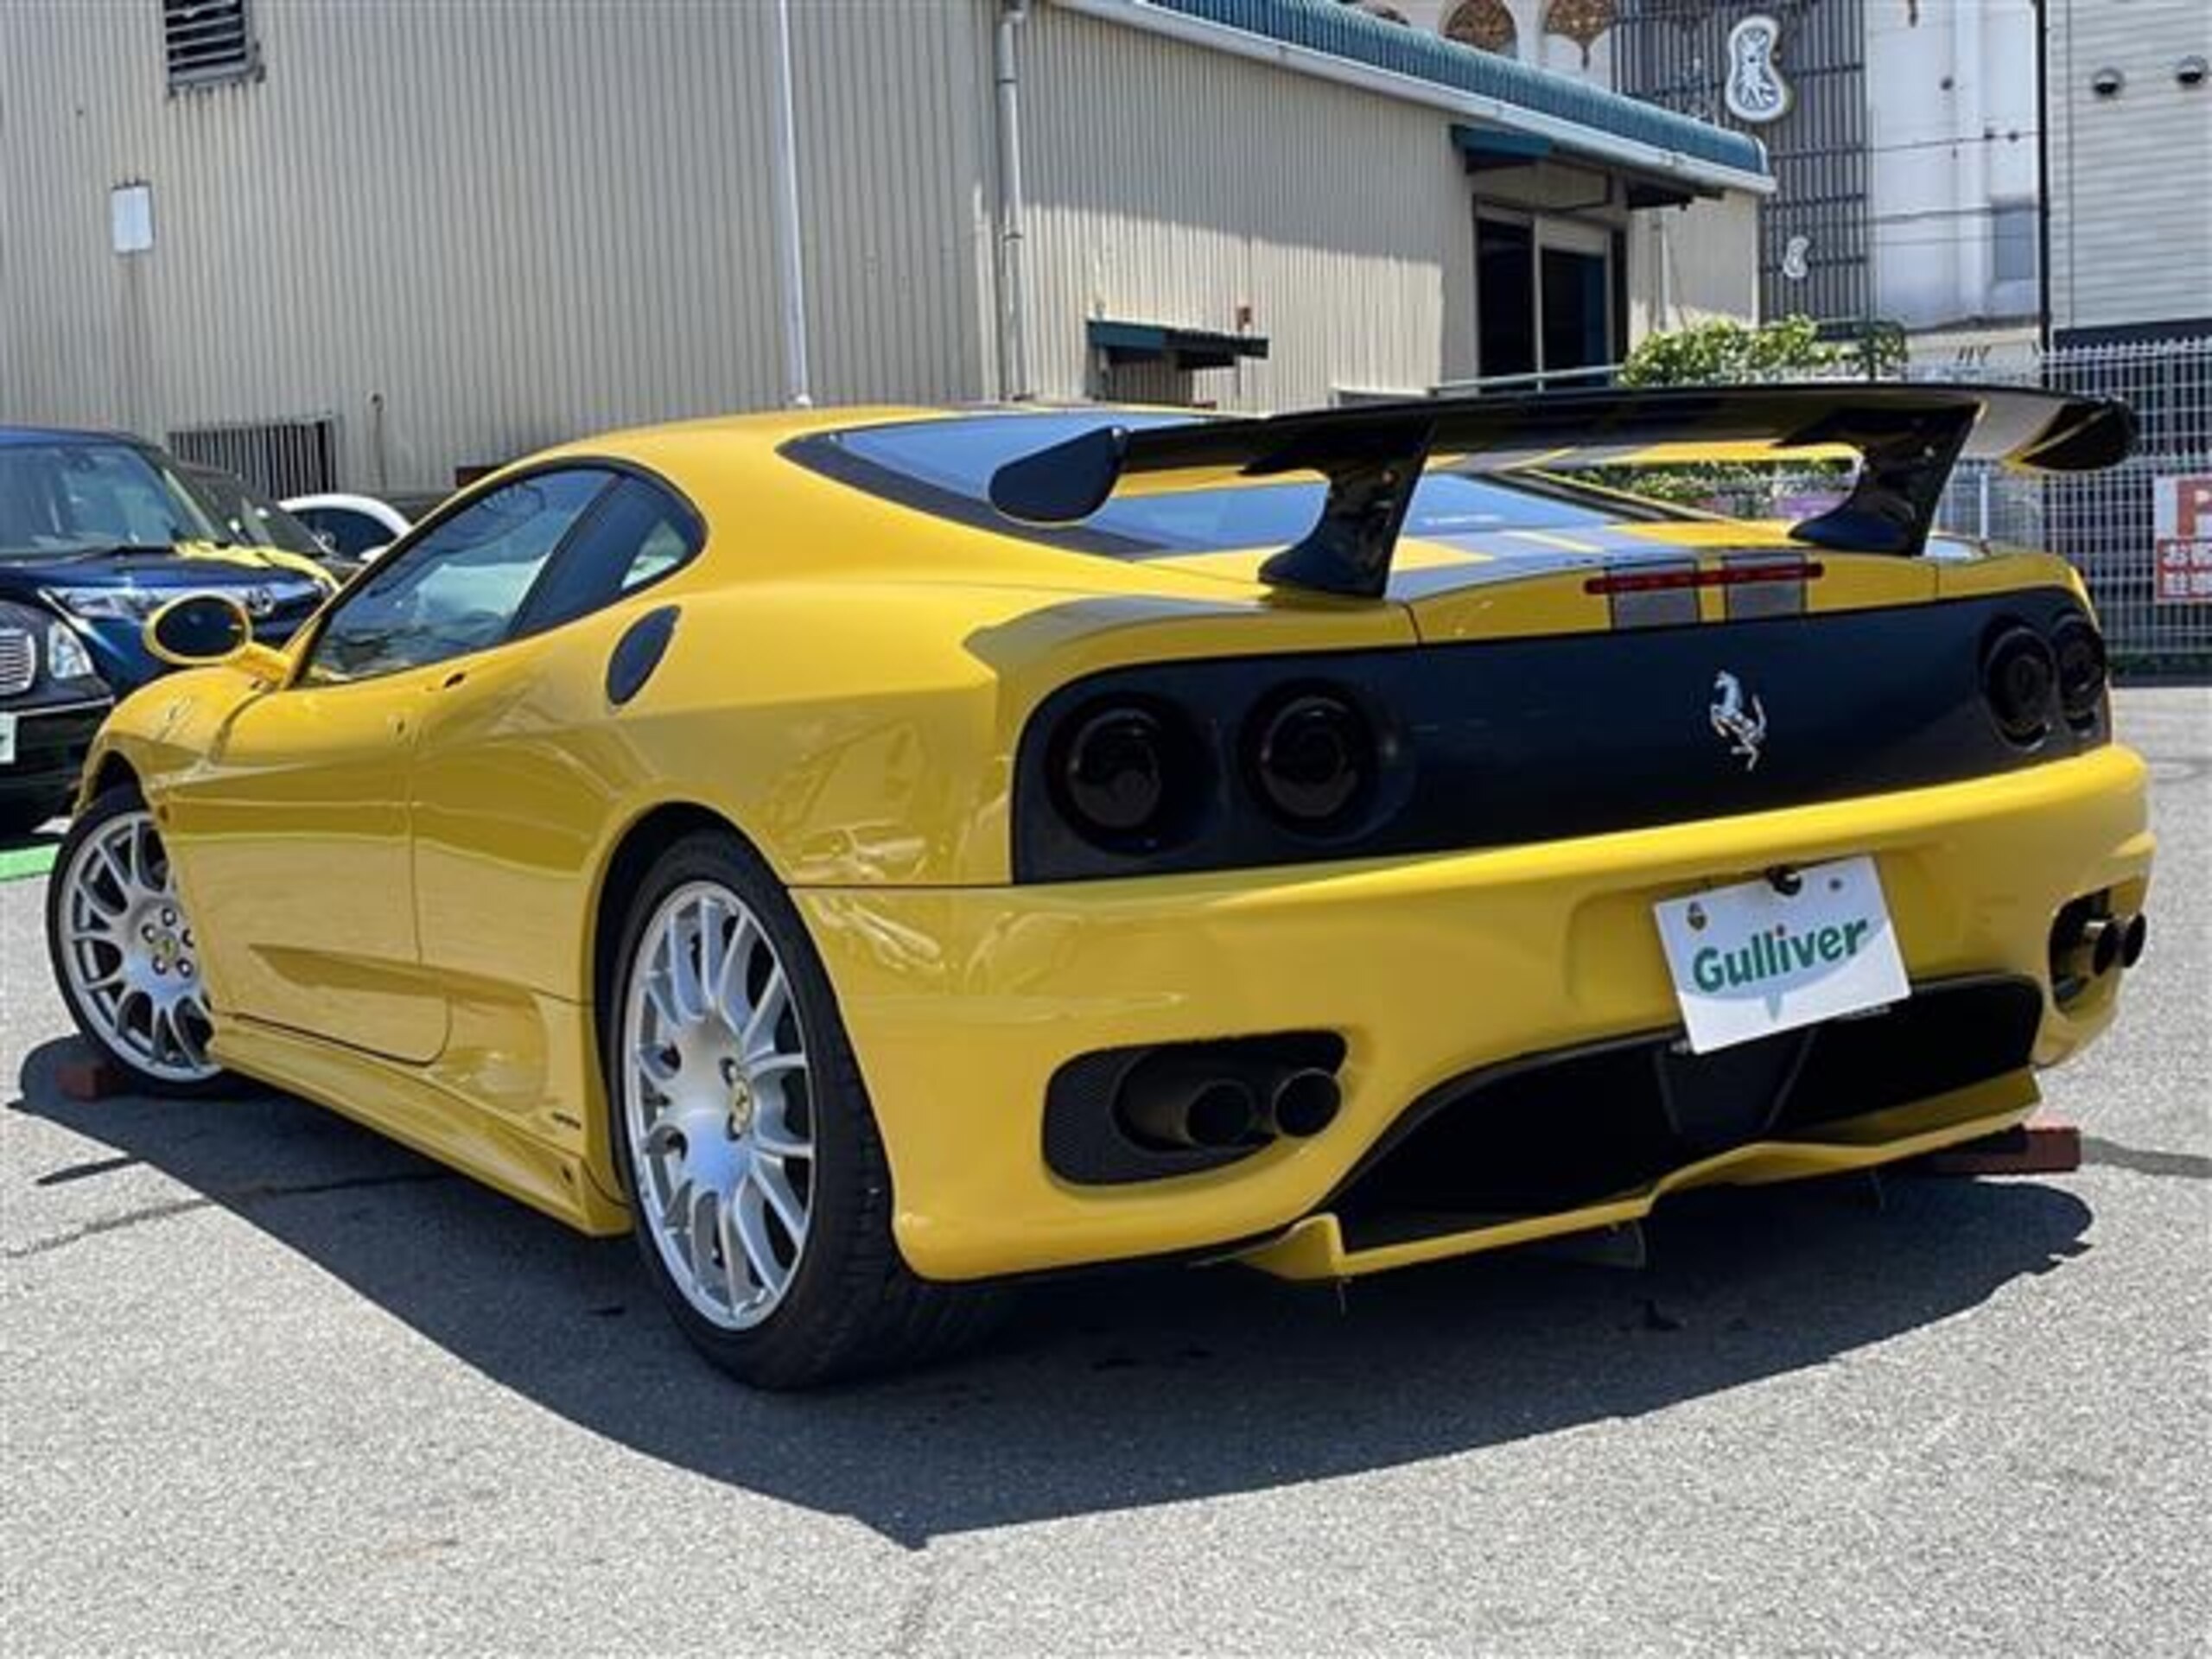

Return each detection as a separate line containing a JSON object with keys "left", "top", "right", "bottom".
{"left": 75, "top": 402, "right": 2153, "bottom": 1279}
{"left": 801, "top": 744, "right": 2148, "bottom": 1279}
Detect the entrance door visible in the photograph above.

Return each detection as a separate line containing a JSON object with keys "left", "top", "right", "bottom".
{"left": 1537, "top": 219, "right": 1614, "bottom": 380}
{"left": 1477, "top": 215, "right": 1537, "bottom": 380}
{"left": 1475, "top": 211, "right": 1616, "bottom": 385}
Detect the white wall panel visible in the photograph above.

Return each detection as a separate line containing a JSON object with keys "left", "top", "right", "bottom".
{"left": 1017, "top": 6, "right": 1466, "bottom": 407}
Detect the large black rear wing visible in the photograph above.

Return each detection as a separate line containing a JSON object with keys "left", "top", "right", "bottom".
{"left": 988, "top": 384, "right": 2134, "bottom": 599}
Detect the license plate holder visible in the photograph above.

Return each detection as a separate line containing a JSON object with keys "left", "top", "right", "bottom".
{"left": 1653, "top": 855, "right": 1910, "bottom": 1055}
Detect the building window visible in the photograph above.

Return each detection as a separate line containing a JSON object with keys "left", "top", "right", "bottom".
{"left": 1443, "top": 0, "right": 1516, "bottom": 56}
{"left": 1991, "top": 200, "right": 2037, "bottom": 285}
{"left": 1544, "top": 0, "right": 1617, "bottom": 66}
{"left": 163, "top": 0, "right": 260, "bottom": 91}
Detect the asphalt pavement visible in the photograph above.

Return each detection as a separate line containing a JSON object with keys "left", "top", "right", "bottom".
{"left": 3, "top": 689, "right": 2206, "bottom": 1656}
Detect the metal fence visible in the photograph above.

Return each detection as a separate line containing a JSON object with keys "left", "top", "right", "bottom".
{"left": 1433, "top": 338, "right": 2212, "bottom": 665}
{"left": 1914, "top": 340, "right": 2212, "bottom": 666}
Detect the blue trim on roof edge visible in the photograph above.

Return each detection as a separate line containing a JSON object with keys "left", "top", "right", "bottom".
{"left": 1143, "top": 0, "right": 1769, "bottom": 179}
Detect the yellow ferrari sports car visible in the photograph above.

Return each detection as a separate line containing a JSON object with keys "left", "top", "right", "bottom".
{"left": 46, "top": 385, "right": 2153, "bottom": 1387}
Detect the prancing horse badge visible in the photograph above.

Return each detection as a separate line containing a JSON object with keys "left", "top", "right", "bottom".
{"left": 1710, "top": 671, "right": 1767, "bottom": 771}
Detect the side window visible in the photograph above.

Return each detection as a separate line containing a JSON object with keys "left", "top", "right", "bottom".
{"left": 302, "top": 468, "right": 613, "bottom": 683}
{"left": 513, "top": 474, "right": 702, "bottom": 637}
{"left": 302, "top": 507, "right": 394, "bottom": 558}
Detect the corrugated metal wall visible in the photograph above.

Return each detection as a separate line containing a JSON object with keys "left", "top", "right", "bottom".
{"left": 1624, "top": 193, "right": 1763, "bottom": 337}
{"left": 0, "top": 0, "right": 993, "bottom": 493}
{"left": 2, "top": 0, "right": 1763, "bottom": 483}
{"left": 1007, "top": 4, "right": 1471, "bottom": 406}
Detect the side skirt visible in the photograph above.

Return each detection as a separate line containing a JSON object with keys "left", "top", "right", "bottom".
{"left": 210, "top": 1016, "right": 631, "bottom": 1236}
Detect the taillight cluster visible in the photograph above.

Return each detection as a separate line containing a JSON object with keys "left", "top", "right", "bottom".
{"left": 1033, "top": 678, "right": 1401, "bottom": 878}
{"left": 1980, "top": 608, "right": 2107, "bottom": 745}
{"left": 1014, "top": 584, "right": 2110, "bottom": 884}
{"left": 1049, "top": 699, "right": 1204, "bottom": 852}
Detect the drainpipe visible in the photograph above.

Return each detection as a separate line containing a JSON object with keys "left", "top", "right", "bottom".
{"left": 993, "top": 0, "right": 1033, "bottom": 401}
{"left": 2033, "top": 0, "right": 2054, "bottom": 350}
{"left": 771, "top": 0, "right": 812, "bottom": 407}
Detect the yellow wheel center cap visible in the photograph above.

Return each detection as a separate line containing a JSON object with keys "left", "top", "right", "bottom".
{"left": 728, "top": 1078, "right": 755, "bottom": 1137}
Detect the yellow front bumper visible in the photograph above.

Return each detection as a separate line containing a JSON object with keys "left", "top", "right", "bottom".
{"left": 798, "top": 745, "right": 2152, "bottom": 1282}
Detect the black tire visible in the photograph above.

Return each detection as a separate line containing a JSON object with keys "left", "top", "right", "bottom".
{"left": 604, "top": 827, "right": 1002, "bottom": 1389}
{"left": 45, "top": 781, "right": 236, "bottom": 1098}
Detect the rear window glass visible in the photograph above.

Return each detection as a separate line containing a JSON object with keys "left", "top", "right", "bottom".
{"left": 790, "top": 413, "right": 1624, "bottom": 559}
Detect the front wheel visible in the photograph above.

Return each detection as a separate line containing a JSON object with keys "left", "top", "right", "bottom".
{"left": 45, "top": 784, "right": 232, "bottom": 1096}
{"left": 606, "top": 829, "right": 1000, "bottom": 1389}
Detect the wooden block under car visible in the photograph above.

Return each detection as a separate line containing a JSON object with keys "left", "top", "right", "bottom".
{"left": 1908, "top": 1109, "right": 2082, "bottom": 1176}
{"left": 54, "top": 1049, "right": 130, "bottom": 1102}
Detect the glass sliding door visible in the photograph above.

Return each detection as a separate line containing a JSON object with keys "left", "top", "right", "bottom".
{"left": 1475, "top": 210, "right": 1617, "bottom": 388}
{"left": 1476, "top": 214, "right": 1537, "bottom": 381}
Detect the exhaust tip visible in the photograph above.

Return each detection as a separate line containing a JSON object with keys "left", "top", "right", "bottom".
{"left": 1185, "top": 1079, "right": 1261, "bottom": 1148}
{"left": 1269, "top": 1069, "right": 1342, "bottom": 1138}
{"left": 2121, "top": 912, "right": 2148, "bottom": 969}
{"left": 2084, "top": 917, "right": 2121, "bottom": 976}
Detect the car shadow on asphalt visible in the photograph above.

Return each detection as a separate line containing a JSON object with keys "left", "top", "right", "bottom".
{"left": 11, "top": 1036, "right": 2094, "bottom": 1551}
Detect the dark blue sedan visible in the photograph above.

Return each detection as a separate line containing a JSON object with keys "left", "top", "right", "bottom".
{"left": 1, "top": 425, "right": 335, "bottom": 830}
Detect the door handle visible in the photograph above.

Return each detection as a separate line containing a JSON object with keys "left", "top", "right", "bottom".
{"left": 441, "top": 670, "right": 467, "bottom": 690}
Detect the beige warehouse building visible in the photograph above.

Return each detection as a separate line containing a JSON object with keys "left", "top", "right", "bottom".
{"left": 1, "top": 0, "right": 1770, "bottom": 497}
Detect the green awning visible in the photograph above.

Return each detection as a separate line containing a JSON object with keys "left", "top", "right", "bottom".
{"left": 1089, "top": 319, "right": 1270, "bottom": 372}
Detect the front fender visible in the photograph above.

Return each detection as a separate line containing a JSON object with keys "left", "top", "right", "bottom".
{"left": 72, "top": 665, "right": 265, "bottom": 814}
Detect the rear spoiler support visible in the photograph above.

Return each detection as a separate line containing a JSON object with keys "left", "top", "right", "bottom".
{"left": 988, "top": 384, "right": 2135, "bottom": 600}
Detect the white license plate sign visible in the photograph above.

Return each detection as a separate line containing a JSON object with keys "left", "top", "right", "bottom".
{"left": 1653, "top": 855, "right": 1910, "bottom": 1054}
{"left": 0, "top": 711, "right": 16, "bottom": 768}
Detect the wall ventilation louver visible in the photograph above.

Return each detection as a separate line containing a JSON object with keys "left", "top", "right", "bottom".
{"left": 163, "top": 0, "right": 259, "bottom": 90}
{"left": 170, "top": 416, "right": 337, "bottom": 500}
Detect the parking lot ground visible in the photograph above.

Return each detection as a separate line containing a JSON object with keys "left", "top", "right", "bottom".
{"left": 3, "top": 689, "right": 2206, "bottom": 1656}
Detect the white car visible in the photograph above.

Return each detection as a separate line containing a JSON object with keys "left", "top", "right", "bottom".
{"left": 280, "top": 491, "right": 418, "bottom": 563}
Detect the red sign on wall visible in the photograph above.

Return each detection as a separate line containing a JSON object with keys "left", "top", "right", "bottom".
{"left": 2154, "top": 474, "right": 2212, "bottom": 604}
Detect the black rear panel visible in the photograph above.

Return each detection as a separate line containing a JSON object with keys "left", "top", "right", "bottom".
{"left": 1014, "top": 586, "right": 2106, "bottom": 882}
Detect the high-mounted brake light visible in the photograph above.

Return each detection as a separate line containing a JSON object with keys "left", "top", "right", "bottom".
{"left": 1583, "top": 560, "right": 1824, "bottom": 596}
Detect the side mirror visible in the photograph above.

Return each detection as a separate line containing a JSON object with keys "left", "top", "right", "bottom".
{"left": 143, "top": 593, "right": 293, "bottom": 682}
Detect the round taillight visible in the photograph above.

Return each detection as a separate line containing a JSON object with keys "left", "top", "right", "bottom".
{"left": 2050, "top": 614, "right": 2107, "bottom": 723}
{"left": 1982, "top": 624, "right": 2057, "bottom": 745}
{"left": 1052, "top": 702, "right": 1198, "bottom": 847}
{"left": 1249, "top": 690, "right": 1373, "bottom": 829}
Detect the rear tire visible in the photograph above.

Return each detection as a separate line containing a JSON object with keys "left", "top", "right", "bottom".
{"left": 45, "top": 782, "right": 234, "bottom": 1096}
{"left": 604, "top": 828, "right": 1000, "bottom": 1389}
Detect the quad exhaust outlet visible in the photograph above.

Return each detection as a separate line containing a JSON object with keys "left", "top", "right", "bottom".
{"left": 2050, "top": 896, "right": 2147, "bottom": 1001}
{"left": 1116, "top": 1050, "right": 1344, "bottom": 1152}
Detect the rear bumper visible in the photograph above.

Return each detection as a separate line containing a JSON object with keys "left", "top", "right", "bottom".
{"left": 798, "top": 745, "right": 2153, "bottom": 1282}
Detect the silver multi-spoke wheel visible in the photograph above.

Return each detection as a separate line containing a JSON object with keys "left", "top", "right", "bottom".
{"left": 54, "top": 808, "right": 218, "bottom": 1084}
{"left": 621, "top": 880, "right": 815, "bottom": 1331}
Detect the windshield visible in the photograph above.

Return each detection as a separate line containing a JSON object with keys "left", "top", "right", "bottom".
{"left": 0, "top": 439, "right": 227, "bottom": 562}
{"left": 181, "top": 466, "right": 331, "bottom": 559}
{"left": 791, "top": 412, "right": 1630, "bottom": 558}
